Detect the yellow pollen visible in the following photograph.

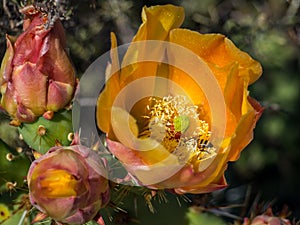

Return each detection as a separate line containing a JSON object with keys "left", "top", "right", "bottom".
{"left": 142, "top": 95, "right": 216, "bottom": 166}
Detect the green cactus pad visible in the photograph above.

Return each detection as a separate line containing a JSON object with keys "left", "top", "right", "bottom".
{"left": 18, "top": 110, "right": 73, "bottom": 154}
{"left": 0, "top": 140, "right": 30, "bottom": 193}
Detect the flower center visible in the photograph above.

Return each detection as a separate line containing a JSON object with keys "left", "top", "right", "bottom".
{"left": 39, "top": 169, "right": 79, "bottom": 198}
{"left": 141, "top": 95, "right": 216, "bottom": 166}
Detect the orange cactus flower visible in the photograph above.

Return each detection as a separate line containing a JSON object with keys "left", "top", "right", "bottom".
{"left": 96, "top": 5, "right": 263, "bottom": 194}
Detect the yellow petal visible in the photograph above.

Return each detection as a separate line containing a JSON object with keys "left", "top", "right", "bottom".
{"left": 96, "top": 75, "right": 120, "bottom": 137}
{"left": 167, "top": 65, "right": 207, "bottom": 105}
{"left": 98, "top": 5, "right": 185, "bottom": 133}
{"left": 169, "top": 28, "right": 262, "bottom": 87}
{"left": 107, "top": 138, "right": 182, "bottom": 186}
{"left": 224, "top": 64, "right": 244, "bottom": 120}
{"left": 110, "top": 106, "right": 178, "bottom": 165}
{"left": 169, "top": 28, "right": 262, "bottom": 140}
{"left": 127, "top": 152, "right": 181, "bottom": 185}
{"left": 193, "top": 150, "right": 228, "bottom": 188}
{"left": 110, "top": 106, "right": 139, "bottom": 146}
{"left": 120, "top": 5, "right": 185, "bottom": 84}
{"left": 227, "top": 97, "right": 263, "bottom": 161}
{"left": 222, "top": 64, "right": 244, "bottom": 137}
{"left": 96, "top": 34, "right": 121, "bottom": 136}
{"left": 225, "top": 38, "right": 262, "bottom": 84}
{"left": 156, "top": 148, "right": 229, "bottom": 192}
{"left": 168, "top": 29, "right": 223, "bottom": 106}
{"left": 137, "top": 4, "right": 185, "bottom": 41}
{"left": 109, "top": 32, "right": 120, "bottom": 77}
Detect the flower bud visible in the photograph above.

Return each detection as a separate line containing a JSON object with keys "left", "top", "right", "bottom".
{"left": 243, "top": 209, "right": 291, "bottom": 225}
{"left": 27, "top": 145, "right": 110, "bottom": 225}
{"left": 0, "top": 5, "right": 76, "bottom": 123}
{"left": 244, "top": 215, "right": 291, "bottom": 225}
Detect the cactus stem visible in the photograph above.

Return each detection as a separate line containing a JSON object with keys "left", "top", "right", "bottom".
{"left": 37, "top": 125, "right": 47, "bottom": 136}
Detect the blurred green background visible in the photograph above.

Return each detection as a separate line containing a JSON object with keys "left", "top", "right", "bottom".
{"left": 1, "top": 0, "right": 299, "bottom": 222}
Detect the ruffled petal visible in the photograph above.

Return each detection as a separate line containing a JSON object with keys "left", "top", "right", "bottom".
{"left": 0, "top": 35, "right": 15, "bottom": 84}
{"left": 227, "top": 97, "right": 263, "bottom": 161}
{"left": 0, "top": 82, "right": 17, "bottom": 116}
{"left": 96, "top": 33, "right": 121, "bottom": 135}
{"left": 169, "top": 28, "right": 262, "bottom": 89}
{"left": 153, "top": 150, "right": 229, "bottom": 193}
{"left": 12, "top": 62, "right": 47, "bottom": 115}
{"left": 108, "top": 106, "right": 175, "bottom": 165}
{"left": 107, "top": 138, "right": 182, "bottom": 186}
{"left": 133, "top": 4, "right": 184, "bottom": 42}
{"left": 47, "top": 80, "right": 74, "bottom": 111}
{"left": 38, "top": 22, "right": 75, "bottom": 86}
{"left": 119, "top": 5, "right": 185, "bottom": 84}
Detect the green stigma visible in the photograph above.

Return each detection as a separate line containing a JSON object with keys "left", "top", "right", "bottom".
{"left": 174, "top": 115, "right": 190, "bottom": 133}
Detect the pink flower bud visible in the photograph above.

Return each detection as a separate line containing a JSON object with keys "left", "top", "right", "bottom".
{"left": 0, "top": 5, "right": 76, "bottom": 123}
{"left": 27, "top": 145, "right": 110, "bottom": 224}
{"left": 244, "top": 215, "right": 291, "bottom": 225}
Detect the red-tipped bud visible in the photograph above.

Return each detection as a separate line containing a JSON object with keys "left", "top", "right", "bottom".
{"left": 0, "top": 5, "right": 76, "bottom": 123}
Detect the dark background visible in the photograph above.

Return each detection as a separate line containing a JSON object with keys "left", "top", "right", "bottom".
{"left": 1, "top": 0, "right": 299, "bottom": 221}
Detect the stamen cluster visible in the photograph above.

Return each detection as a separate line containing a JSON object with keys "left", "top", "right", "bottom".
{"left": 142, "top": 95, "right": 216, "bottom": 166}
